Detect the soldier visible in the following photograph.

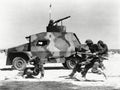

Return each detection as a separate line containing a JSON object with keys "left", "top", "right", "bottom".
{"left": 35, "top": 56, "right": 44, "bottom": 78}
{"left": 96, "top": 40, "right": 108, "bottom": 70}
{"left": 22, "top": 56, "right": 44, "bottom": 78}
{"left": 97, "top": 40, "right": 108, "bottom": 56}
{"left": 68, "top": 45, "right": 89, "bottom": 78}
{"left": 47, "top": 19, "right": 55, "bottom": 32}
{"left": 48, "top": 19, "right": 54, "bottom": 27}
{"left": 81, "top": 40, "right": 107, "bottom": 80}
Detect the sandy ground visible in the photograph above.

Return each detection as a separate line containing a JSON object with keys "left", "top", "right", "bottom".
{"left": 0, "top": 53, "right": 120, "bottom": 90}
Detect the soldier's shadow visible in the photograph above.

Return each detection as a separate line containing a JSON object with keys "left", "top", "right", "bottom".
{"left": 81, "top": 79, "right": 104, "bottom": 82}
{"left": 59, "top": 76, "right": 104, "bottom": 82}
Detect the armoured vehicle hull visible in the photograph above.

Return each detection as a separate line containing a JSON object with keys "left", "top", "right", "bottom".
{"left": 6, "top": 32, "right": 81, "bottom": 70}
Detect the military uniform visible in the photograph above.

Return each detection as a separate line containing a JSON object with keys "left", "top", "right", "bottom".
{"left": 96, "top": 40, "right": 108, "bottom": 70}
{"left": 81, "top": 40, "right": 101, "bottom": 78}
{"left": 81, "top": 41, "right": 107, "bottom": 79}
{"left": 97, "top": 40, "right": 108, "bottom": 56}
{"left": 22, "top": 56, "right": 44, "bottom": 78}
{"left": 69, "top": 45, "right": 89, "bottom": 77}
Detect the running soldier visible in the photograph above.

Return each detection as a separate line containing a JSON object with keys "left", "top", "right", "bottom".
{"left": 92, "top": 40, "right": 108, "bottom": 71}
{"left": 68, "top": 43, "right": 90, "bottom": 78}
{"left": 81, "top": 40, "right": 107, "bottom": 80}
{"left": 97, "top": 40, "right": 108, "bottom": 56}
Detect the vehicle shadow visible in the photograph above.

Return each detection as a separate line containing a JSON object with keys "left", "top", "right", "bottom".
{"left": 44, "top": 66, "right": 66, "bottom": 70}
{"left": 0, "top": 66, "right": 67, "bottom": 71}
{"left": 0, "top": 68, "right": 13, "bottom": 71}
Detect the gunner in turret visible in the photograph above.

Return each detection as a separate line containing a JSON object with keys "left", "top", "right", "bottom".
{"left": 48, "top": 19, "right": 54, "bottom": 27}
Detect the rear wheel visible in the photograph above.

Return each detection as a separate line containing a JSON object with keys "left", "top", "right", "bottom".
{"left": 12, "top": 57, "right": 27, "bottom": 71}
{"left": 63, "top": 59, "right": 77, "bottom": 69}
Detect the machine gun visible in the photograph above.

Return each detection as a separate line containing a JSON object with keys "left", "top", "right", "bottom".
{"left": 47, "top": 16, "right": 71, "bottom": 32}
{"left": 53, "top": 16, "right": 71, "bottom": 25}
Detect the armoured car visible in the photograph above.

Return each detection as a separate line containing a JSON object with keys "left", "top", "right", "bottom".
{"left": 5, "top": 16, "right": 82, "bottom": 70}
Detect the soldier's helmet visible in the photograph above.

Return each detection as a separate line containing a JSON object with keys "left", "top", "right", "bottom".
{"left": 97, "top": 40, "right": 104, "bottom": 45}
{"left": 85, "top": 39, "right": 93, "bottom": 45}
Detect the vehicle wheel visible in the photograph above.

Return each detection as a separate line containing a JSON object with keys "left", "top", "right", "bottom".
{"left": 12, "top": 57, "right": 27, "bottom": 71}
{"left": 63, "top": 59, "right": 77, "bottom": 69}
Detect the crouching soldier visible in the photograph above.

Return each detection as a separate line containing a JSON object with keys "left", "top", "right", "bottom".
{"left": 22, "top": 56, "right": 44, "bottom": 78}
{"left": 68, "top": 53, "right": 87, "bottom": 78}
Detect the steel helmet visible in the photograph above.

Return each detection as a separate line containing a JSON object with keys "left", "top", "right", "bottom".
{"left": 85, "top": 39, "right": 93, "bottom": 44}
{"left": 98, "top": 40, "right": 103, "bottom": 45}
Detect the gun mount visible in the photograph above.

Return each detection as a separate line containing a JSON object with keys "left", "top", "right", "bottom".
{"left": 53, "top": 16, "right": 71, "bottom": 24}
{"left": 47, "top": 16, "right": 71, "bottom": 32}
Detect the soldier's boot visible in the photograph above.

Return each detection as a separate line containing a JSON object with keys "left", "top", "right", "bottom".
{"left": 69, "top": 72, "right": 75, "bottom": 78}
{"left": 69, "top": 69, "right": 77, "bottom": 78}
{"left": 81, "top": 68, "right": 88, "bottom": 81}
{"left": 81, "top": 72, "right": 87, "bottom": 80}
{"left": 80, "top": 69, "right": 86, "bottom": 80}
{"left": 69, "top": 64, "right": 79, "bottom": 78}
{"left": 41, "top": 73, "right": 44, "bottom": 77}
{"left": 40, "top": 73, "right": 44, "bottom": 78}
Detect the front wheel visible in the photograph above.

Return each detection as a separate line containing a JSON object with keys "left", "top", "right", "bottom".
{"left": 12, "top": 57, "right": 27, "bottom": 71}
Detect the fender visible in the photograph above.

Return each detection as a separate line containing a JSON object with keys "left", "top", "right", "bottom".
{"left": 6, "top": 51, "right": 32, "bottom": 65}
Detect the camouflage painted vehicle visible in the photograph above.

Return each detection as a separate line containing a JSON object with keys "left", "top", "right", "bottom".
{"left": 5, "top": 16, "right": 82, "bottom": 70}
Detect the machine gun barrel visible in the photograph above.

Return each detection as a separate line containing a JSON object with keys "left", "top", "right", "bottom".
{"left": 54, "top": 16, "right": 71, "bottom": 24}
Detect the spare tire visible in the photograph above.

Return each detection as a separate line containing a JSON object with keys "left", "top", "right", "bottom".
{"left": 12, "top": 57, "right": 27, "bottom": 71}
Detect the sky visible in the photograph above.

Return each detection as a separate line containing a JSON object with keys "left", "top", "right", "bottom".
{"left": 0, "top": 0, "right": 120, "bottom": 49}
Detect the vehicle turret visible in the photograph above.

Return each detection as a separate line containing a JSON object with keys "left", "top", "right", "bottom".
{"left": 46, "top": 16, "right": 71, "bottom": 32}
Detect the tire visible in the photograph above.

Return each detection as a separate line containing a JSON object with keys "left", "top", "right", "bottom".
{"left": 12, "top": 57, "right": 27, "bottom": 71}
{"left": 63, "top": 59, "right": 77, "bottom": 69}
